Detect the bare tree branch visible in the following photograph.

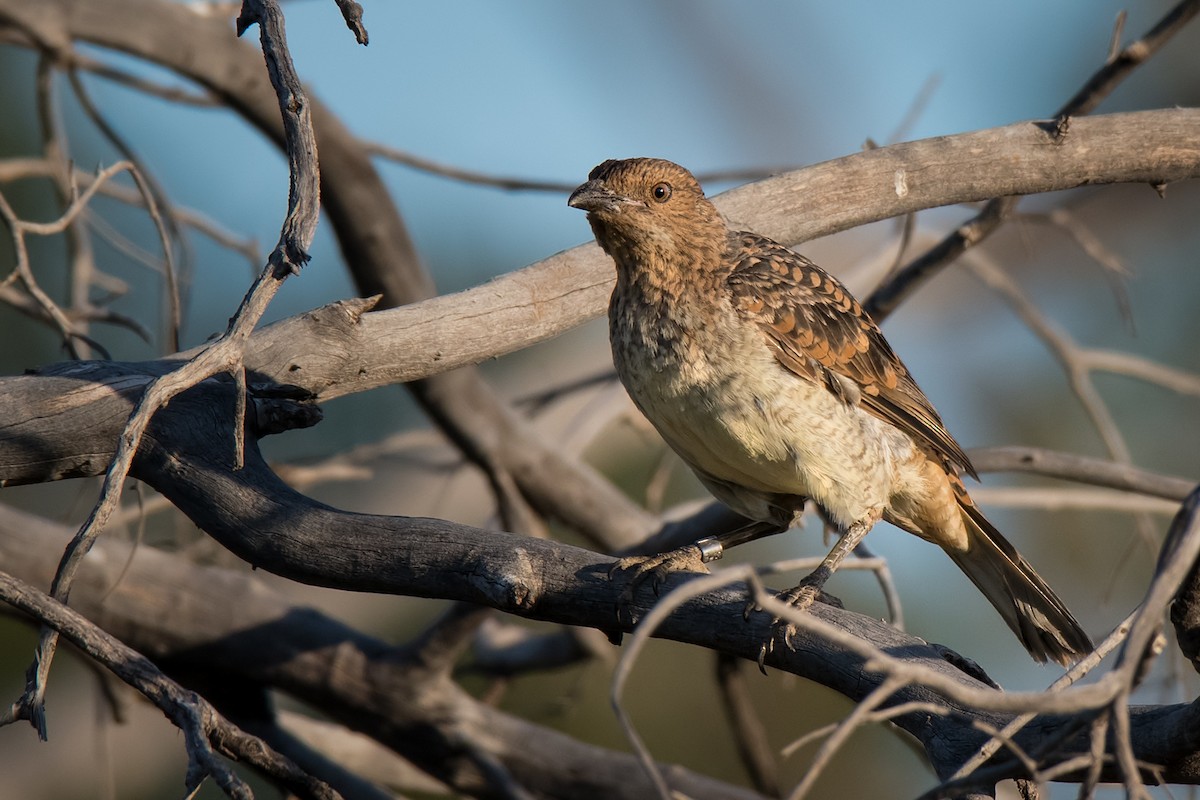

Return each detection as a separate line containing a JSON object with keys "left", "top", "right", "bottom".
{"left": 716, "top": 653, "right": 781, "bottom": 797}
{"left": 178, "top": 110, "right": 1200, "bottom": 404}
{"left": 863, "top": 0, "right": 1200, "bottom": 321}
{"left": 5, "top": 362, "right": 1200, "bottom": 790}
{"left": 3, "top": 0, "right": 322, "bottom": 742}
{"left": 0, "top": 502, "right": 770, "bottom": 800}
{"left": 64, "top": 66, "right": 183, "bottom": 351}
{"left": 0, "top": 156, "right": 262, "bottom": 269}
{"left": 236, "top": 0, "right": 319, "bottom": 274}
{"left": 0, "top": 162, "right": 142, "bottom": 358}
{"left": 969, "top": 447, "right": 1196, "bottom": 502}
{"left": 0, "top": 569, "right": 341, "bottom": 800}
{"left": 330, "top": 0, "right": 367, "bottom": 45}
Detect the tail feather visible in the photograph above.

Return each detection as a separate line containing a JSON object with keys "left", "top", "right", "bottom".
{"left": 946, "top": 501, "right": 1092, "bottom": 666}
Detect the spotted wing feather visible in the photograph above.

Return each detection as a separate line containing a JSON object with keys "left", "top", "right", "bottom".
{"left": 725, "top": 232, "right": 976, "bottom": 478}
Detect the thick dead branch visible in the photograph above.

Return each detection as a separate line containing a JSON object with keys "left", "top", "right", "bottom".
{"left": 0, "top": 568, "right": 340, "bottom": 800}
{"left": 1168, "top": 491, "right": 1200, "bottom": 674}
{"left": 3, "top": 360, "right": 1200, "bottom": 787}
{"left": 0, "top": 503, "right": 766, "bottom": 800}
{"left": 157, "top": 109, "right": 1200, "bottom": 403}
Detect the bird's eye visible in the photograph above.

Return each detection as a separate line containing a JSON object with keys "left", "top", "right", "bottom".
{"left": 651, "top": 182, "right": 672, "bottom": 203}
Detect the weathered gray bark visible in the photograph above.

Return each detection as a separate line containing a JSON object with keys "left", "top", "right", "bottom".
{"left": 2, "top": 1, "right": 1200, "bottom": 797}
{"left": 3, "top": 359, "right": 1200, "bottom": 789}
{"left": 189, "top": 109, "right": 1200, "bottom": 402}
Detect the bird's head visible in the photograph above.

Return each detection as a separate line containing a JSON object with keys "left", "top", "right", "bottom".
{"left": 568, "top": 158, "right": 724, "bottom": 266}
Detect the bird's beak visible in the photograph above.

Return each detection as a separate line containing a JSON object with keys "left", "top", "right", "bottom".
{"left": 568, "top": 180, "right": 629, "bottom": 213}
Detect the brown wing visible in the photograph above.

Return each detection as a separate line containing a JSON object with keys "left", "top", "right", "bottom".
{"left": 725, "top": 232, "right": 976, "bottom": 478}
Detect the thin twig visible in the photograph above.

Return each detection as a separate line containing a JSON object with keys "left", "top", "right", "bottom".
{"left": 0, "top": 163, "right": 141, "bottom": 361}
{"left": 365, "top": 139, "right": 798, "bottom": 195}
{"left": 237, "top": 0, "right": 320, "bottom": 274}
{"left": 1082, "top": 710, "right": 1111, "bottom": 798}
{"left": 864, "top": 0, "right": 1200, "bottom": 321}
{"left": 968, "top": 486, "right": 1179, "bottom": 515}
{"left": 363, "top": 141, "right": 578, "bottom": 192}
{"left": 949, "top": 611, "right": 1134, "bottom": 783}
{"left": 331, "top": 0, "right": 368, "bottom": 45}
{"left": 0, "top": 570, "right": 340, "bottom": 800}
{"left": 611, "top": 567, "right": 771, "bottom": 800}
{"left": 0, "top": 280, "right": 150, "bottom": 341}
{"left": 1018, "top": 208, "right": 1133, "bottom": 326}
{"left": 0, "top": 156, "right": 261, "bottom": 268}
{"left": 34, "top": 54, "right": 94, "bottom": 359}
{"left": 785, "top": 675, "right": 907, "bottom": 800}
{"left": 12, "top": 0, "right": 323, "bottom": 738}
{"left": 66, "top": 66, "right": 183, "bottom": 352}
{"left": 965, "top": 251, "right": 1162, "bottom": 556}
{"left": 758, "top": 555, "right": 904, "bottom": 628}
{"left": 969, "top": 446, "right": 1196, "bottom": 502}
{"left": 951, "top": 488, "right": 1200, "bottom": 790}
{"left": 75, "top": 55, "right": 220, "bottom": 106}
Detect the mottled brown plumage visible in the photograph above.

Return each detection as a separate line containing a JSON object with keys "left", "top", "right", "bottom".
{"left": 569, "top": 157, "right": 1092, "bottom": 666}
{"left": 726, "top": 231, "right": 977, "bottom": 479}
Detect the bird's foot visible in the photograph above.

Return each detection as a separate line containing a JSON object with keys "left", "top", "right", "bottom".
{"left": 608, "top": 538, "right": 723, "bottom": 625}
{"left": 748, "top": 573, "right": 842, "bottom": 673}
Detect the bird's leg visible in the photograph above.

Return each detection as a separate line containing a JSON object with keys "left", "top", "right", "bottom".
{"left": 757, "top": 510, "right": 881, "bottom": 669}
{"left": 609, "top": 519, "right": 786, "bottom": 624}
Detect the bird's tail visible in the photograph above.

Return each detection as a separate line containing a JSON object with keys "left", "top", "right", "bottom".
{"left": 945, "top": 499, "right": 1093, "bottom": 666}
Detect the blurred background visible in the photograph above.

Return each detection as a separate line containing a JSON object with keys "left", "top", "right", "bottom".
{"left": 0, "top": 1, "right": 1198, "bottom": 797}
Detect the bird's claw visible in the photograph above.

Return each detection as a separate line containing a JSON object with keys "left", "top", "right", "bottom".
{"left": 608, "top": 544, "right": 712, "bottom": 625}
{"left": 751, "top": 581, "right": 827, "bottom": 674}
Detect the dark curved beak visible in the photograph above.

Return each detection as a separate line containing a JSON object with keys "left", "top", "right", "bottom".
{"left": 568, "top": 179, "right": 626, "bottom": 213}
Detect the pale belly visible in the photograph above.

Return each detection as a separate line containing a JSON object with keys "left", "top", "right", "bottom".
{"left": 615, "top": 324, "right": 919, "bottom": 529}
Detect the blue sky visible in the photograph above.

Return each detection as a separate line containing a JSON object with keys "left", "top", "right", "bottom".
{"left": 1, "top": 5, "right": 1198, "bottom": 796}
{"left": 45, "top": 0, "right": 1191, "bottom": 346}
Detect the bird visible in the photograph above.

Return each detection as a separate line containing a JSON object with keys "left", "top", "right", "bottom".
{"left": 567, "top": 157, "right": 1092, "bottom": 666}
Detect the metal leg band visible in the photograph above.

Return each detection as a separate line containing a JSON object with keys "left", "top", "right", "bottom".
{"left": 695, "top": 536, "right": 724, "bottom": 563}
